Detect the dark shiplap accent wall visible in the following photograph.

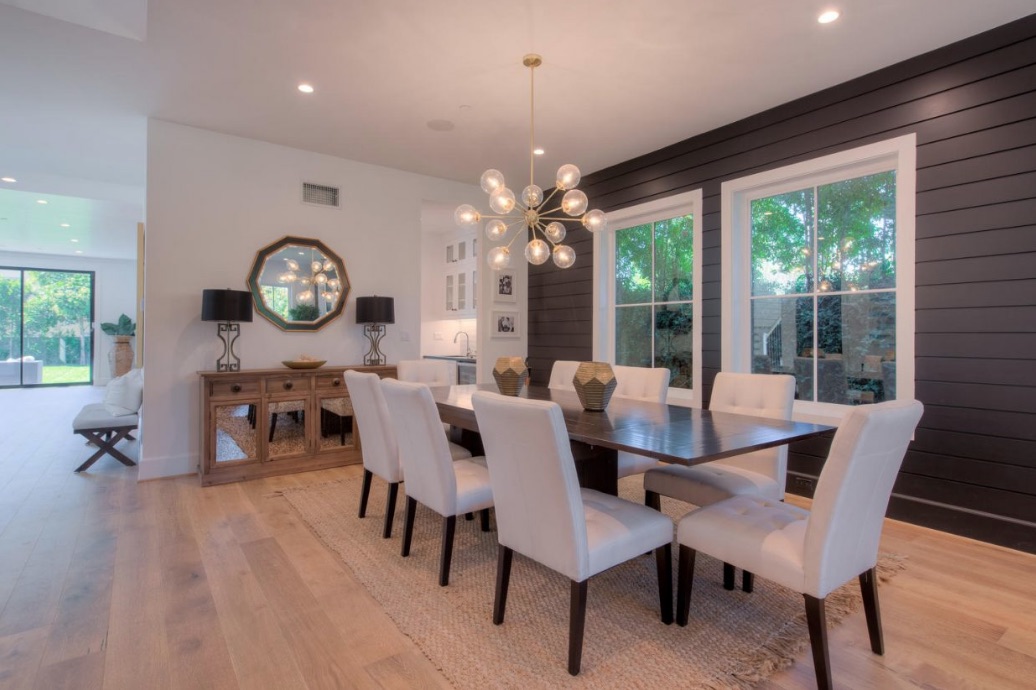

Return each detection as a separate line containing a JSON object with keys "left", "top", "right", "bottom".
{"left": 528, "top": 14, "right": 1036, "bottom": 552}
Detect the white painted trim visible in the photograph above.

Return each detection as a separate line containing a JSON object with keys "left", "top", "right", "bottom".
{"left": 595, "top": 189, "right": 703, "bottom": 407}
{"left": 721, "top": 134, "right": 917, "bottom": 420}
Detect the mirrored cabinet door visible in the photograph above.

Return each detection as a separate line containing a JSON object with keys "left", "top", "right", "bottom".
{"left": 212, "top": 402, "right": 260, "bottom": 464}
{"left": 319, "top": 396, "right": 355, "bottom": 450}
{"left": 267, "top": 398, "right": 309, "bottom": 459}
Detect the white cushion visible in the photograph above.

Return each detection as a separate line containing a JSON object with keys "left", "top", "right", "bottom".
{"left": 644, "top": 463, "right": 783, "bottom": 505}
{"left": 449, "top": 442, "right": 473, "bottom": 461}
{"left": 103, "top": 369, "right": 144, "bottom": 416}
{"left": 454, "top": 458, "right": 494, "bottom": 514}
{"left": 73, "top": 403, "right": 138, "bottom": 432}
{"left": 582, "top": 488, "right": 674, "bottom": 578}
{"left": 677, "top": 495, "right": 809, "bottom": 593}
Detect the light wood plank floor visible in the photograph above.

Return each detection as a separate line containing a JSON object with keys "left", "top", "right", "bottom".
{"left": 1, "top": 386, "right": 1034, "bottom": 689}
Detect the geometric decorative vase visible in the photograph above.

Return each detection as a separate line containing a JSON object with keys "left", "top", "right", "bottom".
{"left": 492, "top": 356, "right": 528, "bottom": 396}
{"left": 572, "top": 361, "right": 617, "bottom": 411}
{"left": 109, "top": 335, "right": 134, "bottom": 378}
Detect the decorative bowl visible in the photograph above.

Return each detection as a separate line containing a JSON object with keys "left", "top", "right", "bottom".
{"left": 281, "top": 360, "right": 327, "bottom": 370}
{"left": 573, "top": 361, "right": 617, "bottom": 411}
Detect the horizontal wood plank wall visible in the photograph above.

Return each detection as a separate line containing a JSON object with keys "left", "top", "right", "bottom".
{"left": 528, "top": 14, "right": 1036, "bottom": 552}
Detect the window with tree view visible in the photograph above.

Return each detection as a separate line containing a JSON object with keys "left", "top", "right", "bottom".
{"left": 750, "top": 171, "right": 897, "bottom": 405}
{"left": 614, "top": 215, "right": 693, "bottom": 389}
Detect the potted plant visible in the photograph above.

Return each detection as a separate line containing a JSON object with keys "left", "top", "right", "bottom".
{"left": 101, "top": 314, "right": 136, "bottom": 378}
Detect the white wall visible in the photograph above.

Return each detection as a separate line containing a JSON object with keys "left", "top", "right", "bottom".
{"left": 0, "top": 250, "right": 137, "bottom": 386}
{"left": 143, "top": 120, "right": 478, "bottom": 479}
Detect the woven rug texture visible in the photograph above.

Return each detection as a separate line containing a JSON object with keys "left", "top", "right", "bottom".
{"left": 281, "top": 475, "right": 903, "bottom": 689}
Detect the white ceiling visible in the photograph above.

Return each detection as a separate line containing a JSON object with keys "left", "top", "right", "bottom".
{"left": 0, "top": 0, "right": 1033, "bottom": 258}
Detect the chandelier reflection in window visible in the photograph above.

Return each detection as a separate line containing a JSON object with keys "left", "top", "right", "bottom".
{"left": 454, "top": 55, "right": 607, "bottom": 271}
{"left": 277, "top": 251, "right": 342, "bottom": 308}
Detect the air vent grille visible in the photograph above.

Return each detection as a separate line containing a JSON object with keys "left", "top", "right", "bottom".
{"left": 302, "top": 182, "right": 340, "bottom": 208}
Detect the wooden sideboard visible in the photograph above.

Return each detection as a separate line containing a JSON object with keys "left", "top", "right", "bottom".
{"left": 199, "top": 365, "right": 395, "bottom": 486}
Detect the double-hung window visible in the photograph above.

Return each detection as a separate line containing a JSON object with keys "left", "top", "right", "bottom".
{"left": 594, "top": 190, "right": 703, "bottom": 406}
{"left": 722, "top": 135, "right": 916, "bottom": 422}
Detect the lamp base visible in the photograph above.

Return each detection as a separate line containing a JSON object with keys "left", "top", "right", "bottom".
{"left": 216, "top": 322, "right": 241, "bottom": 372}
{"left": 363, "top": 323, "right": 387, "bottom": 366}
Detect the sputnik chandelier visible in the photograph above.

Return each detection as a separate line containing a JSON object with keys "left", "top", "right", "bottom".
{"left": 454, "top": 54, "right": 607, "bottom": 271}
{"left": 277, "top": 253, "right": 342, "bottom": 306}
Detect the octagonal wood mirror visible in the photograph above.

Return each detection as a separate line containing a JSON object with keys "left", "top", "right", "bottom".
{"left": 247, "top": 236, "right": 350, "bottom": 331}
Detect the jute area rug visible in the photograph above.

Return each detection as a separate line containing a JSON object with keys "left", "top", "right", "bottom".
{"left": 281, "top": 475, "right": 903, "bottom": 689}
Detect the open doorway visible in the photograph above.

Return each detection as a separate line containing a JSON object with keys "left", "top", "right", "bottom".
{"left": 0, "top": 266, "right": 95, "bottom": 387}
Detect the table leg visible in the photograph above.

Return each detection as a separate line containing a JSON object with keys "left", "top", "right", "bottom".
{"left": 571, "top": 442, "right": 618, "bottom": 495}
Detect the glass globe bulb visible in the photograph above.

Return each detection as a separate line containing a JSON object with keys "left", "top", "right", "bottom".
{"left": 561, "top": 189, "right": 588, "bottom": 216}
{"left": 485, "top": 219, "right": 508, "bottom": 241}
{"left": 299, "top": 277, "right": 312, "bottom": 286}
{"left": 521, "top": 184, "right": 543, "bottom": 208}
{"left": 582, "top": 209, "right": 608, "bottom": 232}
{"left": 544, "top": 221, "right": 566, "bottom": 244}
{"left": 277, "top": 271, "right": 293, "bottom": 284}
{"left": 296, "top": 290, "right": 314, "bottom": 304}
{"left": 556, "top": 164, "right": 581, "bottom": 190}
{"left": 480, "top": 169, "right": 505, "bottom": 194}
{"left": 314, "top": 273, "right": 328, "bottom": 285}
{"left": 489, "top": 187, "right": 516, "bottom": 214}
{"left": 454, "top": 204, "right": 481, "bottom": 227}
{"left": 487, "top": 246, "right": 511, "bottom": 270}
{"left": 553, "top": 244, "right": 576, "bottom": 268}
{"left": 327, "top": 278, "right": 340, "bottom": 290}
{"left": 323, "top": 260, "right": 334, "bottom": 272}
{"left": 321, "top": 291, "right": 332, "bottom": 301}
{"left": 311, "top": 261, "right": 323, "bottom": 273}
{"left": 524, "top": 238, "right": 550, "bottom": 265}
{"left": 285, "top": 259, "right": 299, "bottom": 271}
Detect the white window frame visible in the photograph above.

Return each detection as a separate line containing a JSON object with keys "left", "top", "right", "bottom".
{"left": 594, "top": 189, "right": 704, "bottom": 408}
{"left": 721, "top": 135, "right": 916, "bottom": 424}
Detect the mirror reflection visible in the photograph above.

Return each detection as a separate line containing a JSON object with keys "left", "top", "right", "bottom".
{"left": 248, "top": 236, "right": 350, "bottom": 331}
{"left": 268, "top": 398, "right": 309, "bottom": 457}
{"left": 214, "top": 403, "right": 258, "bottom": 463}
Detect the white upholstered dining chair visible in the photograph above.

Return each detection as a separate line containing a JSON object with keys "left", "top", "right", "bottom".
{"left": 675, "top": 399, "right": 923, "bottom": 690}
{"left": 380, "top": 378, "right": 493, "bottom": 586}
{"left": 644, "top": 371, "right": 795, "bottom": 590}
{"left": 547, "top": 360, "right": 581, "bottom": 391}
{"left": 471, "top": 390, "right": 674, "bottom": 676}
{"left": 397, "top": 358, "right": 458, "bottom": 386}
{"left": 612, "top": 365, "right": 671, "bottom": 478}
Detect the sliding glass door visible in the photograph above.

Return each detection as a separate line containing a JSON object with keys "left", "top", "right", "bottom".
{"left": 0, "top": 266, "right": 94, "bottom": 387}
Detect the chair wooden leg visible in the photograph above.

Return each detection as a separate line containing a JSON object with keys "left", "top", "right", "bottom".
{"left": 268, "top": 413, "right": 277, "bottom": 442}
{"left": 655, "top": 542, "right": 673, "bottom": 624}
{"left": 480, "top": 508, "right": 491, "bottom": 532}
{"left": 439, "top": 515, "right": 457, "bottom": 586}
{"left": 401, "top": 497, "right": 417, "bottom": 557}
{"left": 382, "top": 482, "right": 399, "bottom": 538}
{"left": 723, "top": 562, "right": 736, "bottom": 590}
{"left": 493, "top": 545, "right": 514, "bottom": 624}
{"left": 465, "top": 512, "right": 474, "bottom": 521}
{"left": 742, "top": 570, "right": 755, "bottom": 593}
{"left": 676, "top": 545, "right": 696, "bottom": 626}
{"left": 645, "top": 490, "right": 661, "bottom": 511}
{"left": 358, "top": 469, "right": 373, "bottom": 518}
{"left": 804, "top": 594, "right": 833, "bottom": 690}
{"left": 859, "top": 567, "right": 884, "bottom": 655}
{"left": 568, "top": 579, "right": 589, "bottom": 676}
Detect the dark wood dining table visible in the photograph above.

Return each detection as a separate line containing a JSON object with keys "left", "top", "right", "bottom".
{"left": 427, "top": 384, "right": 834, "bottom": 495}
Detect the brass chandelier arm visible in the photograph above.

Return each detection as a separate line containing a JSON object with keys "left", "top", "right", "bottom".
{"left": 541, "top": 186, "right": 561, "bottom": 207}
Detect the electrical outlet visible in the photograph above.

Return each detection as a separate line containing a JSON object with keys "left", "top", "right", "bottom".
{"left": 792, "top": 476, "right": 816, "bottom": 494}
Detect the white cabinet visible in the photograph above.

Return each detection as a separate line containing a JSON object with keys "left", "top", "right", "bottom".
{"left": 443, "top": 232, "right": 477, "bottom": 318}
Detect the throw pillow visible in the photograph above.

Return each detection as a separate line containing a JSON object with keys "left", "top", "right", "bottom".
{"left": 104, "top": 368, "right": 144, "bottom": 416}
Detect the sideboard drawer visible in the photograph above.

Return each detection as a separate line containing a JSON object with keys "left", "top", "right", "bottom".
{"left": 266, "top": 375, "right": 312, "bottom": 394}
{"left": 210, "top": 379, "right": 260, "bottom": 398}
{"left": 315, "top": 373, "right": 346, "bottom": 390}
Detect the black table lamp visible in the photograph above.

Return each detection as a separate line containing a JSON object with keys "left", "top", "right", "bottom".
{"left": 356, "top": 295, "right": 394, "bottom": 366}
{"left": 202, "top": 289, "right": 254, "bottom": 372}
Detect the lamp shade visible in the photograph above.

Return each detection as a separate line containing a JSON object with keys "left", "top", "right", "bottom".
{"left": 201, "top": 289, "right": 253, "bottom": 323}
{"left": 356, "top": 296, "right": 395, "bottom": 324}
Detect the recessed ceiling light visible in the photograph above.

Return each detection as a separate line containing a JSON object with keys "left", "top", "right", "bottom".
{"left": 533, "top": 148, "right": 545, "bottom": 156}
{"left": 818, "top": 10, "right": 840, "bottom": 23}
{"left": 60, "top": 223, "right": 70, "bottom": 228}
{"left": 1, "top": 177, "right": 15, "bottom": 183}
{"left": 36, "top": 199, "right": 48, "bottom": 204}
{"left": 298, "top": 83, "right": 315, "bottom": 94}
{"left": 70, "top": 238, "right": 79, "bottom": 243}
{"left": 74, "top": 250, "right": 83, "bottom": 254}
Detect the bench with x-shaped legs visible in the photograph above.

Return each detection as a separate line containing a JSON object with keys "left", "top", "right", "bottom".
{"left": 72, "top": 403, "right": 139, "bottom": 472}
